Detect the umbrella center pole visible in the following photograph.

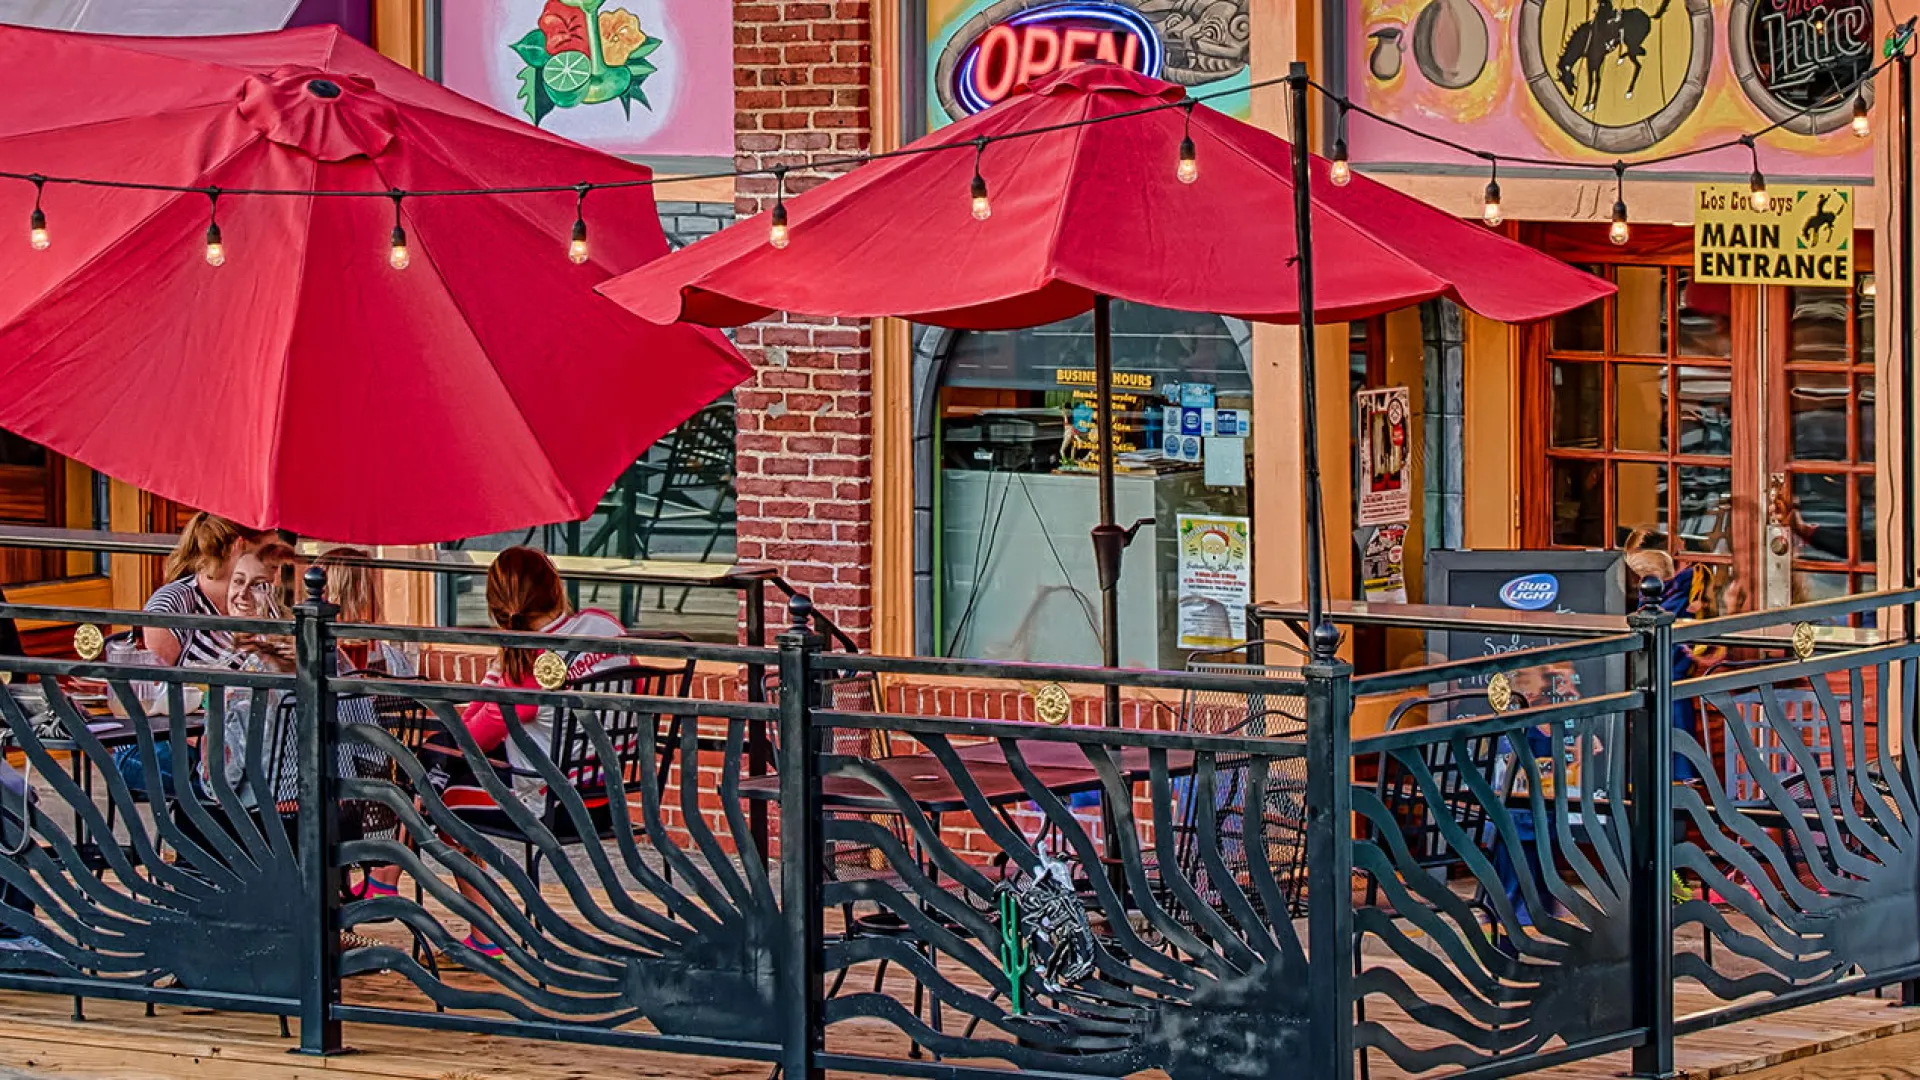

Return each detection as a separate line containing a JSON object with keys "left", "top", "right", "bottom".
{"left": 1288, "top": 63, "right": 1339, "bottom": 664}
{"left": 1089, "top": 294, "right": 1129, "bottom": 898}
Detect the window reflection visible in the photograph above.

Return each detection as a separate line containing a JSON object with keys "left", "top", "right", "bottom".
{"left": 1551, "top": 459, "right": 1605, "bottom": 547}
{"left": 1676, "top": 366, "right": 1732, "bottom": 455}
{"left": 1614, "top": 266, "right": 1667, "bottom": 356}
{"left": 1552, "top": 265, "right": 1607, "bottom": 352}
{"left": 1613, "top": 364, "right": 1665, "bottom": 452}
{"left": 1787, "top": 286, "right": 1850, "bottom": 363}
{"left": 1790, "top": 472, "right": 1851, "bottom": 562}
{"left": 1615, "top": 461, "right": 1668, "bottom": 547}
{"left": 1676, "top": 466, "right": 1732, "bottom": 553}
{"left": 1677, "top": 272, "right": 1731, "bottom": 357}
{"left": 1788, "top": 370, "right": 1850, "bottom": 461}
{"left": 1551, "top": 362, "right": 1604, "bottom": 449}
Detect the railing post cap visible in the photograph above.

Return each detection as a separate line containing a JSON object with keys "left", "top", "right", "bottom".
{"left": 303, "top": 565, "right": 327, "bottom": 604}
{"left": 1637, "top": 574, "right": 1665, "bottom": 612}
{"left": 787, "top": 593, "right": 815, "bottom": 633}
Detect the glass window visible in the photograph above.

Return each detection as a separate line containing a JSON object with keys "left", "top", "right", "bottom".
{"left": 934, "top": 303, "right": 1254, "bottom": 668}
{"left": 1551, "top": 265, "right": 1607, "bottom": 352}
{"left": 1551, "top": 362, "right": 1604, "bottom": 449}
{"left": 1539, "top": 266, "right": 1734, "bottom": 591}
{"left": 1780, "top": 281, "right": 1876, "bottom": 613}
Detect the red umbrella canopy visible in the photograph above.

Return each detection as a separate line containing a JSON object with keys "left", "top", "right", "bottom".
{"left": 599, "top": 65, "right": 1613, "bottom": 330}
{"left": 0, "top": 25, "right": 749, "bottom": 545}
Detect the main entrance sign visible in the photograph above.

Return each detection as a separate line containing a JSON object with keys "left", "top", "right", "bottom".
{"left": 950, "top": 2, "right": 1163, "bottom": 115}
{"left": 1693, "top": 183, "right": 1855, "bottom": 285}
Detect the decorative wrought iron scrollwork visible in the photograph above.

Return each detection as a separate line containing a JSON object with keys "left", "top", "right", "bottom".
{"left": 1674, "top": 660, "right": 1918, "bottom": 1013}
{"left": 1351, "top": 707, "right": 1635, "bottom": 1074}
{"left": 814, "top": 728, "right": 1316, "bottom": 1080}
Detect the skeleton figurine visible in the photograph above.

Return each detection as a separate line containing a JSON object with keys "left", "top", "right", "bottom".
{"left": 995, "top": 840, "right": 1097, "bottom": 1005}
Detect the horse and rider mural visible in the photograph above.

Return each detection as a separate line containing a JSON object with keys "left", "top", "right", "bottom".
{"left": 1347, "top": 0, "right": 1876, "bottom": 169}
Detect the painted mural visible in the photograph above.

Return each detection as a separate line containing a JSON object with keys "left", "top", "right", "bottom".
{"left": 1350, "top": 0, "right": 1875, "bottom": 174}
{"left": 439, "top": 0, "right": 734, "bottom": 159}
{"left": 927, "top": 0, "right": 1253, "bottom": 129}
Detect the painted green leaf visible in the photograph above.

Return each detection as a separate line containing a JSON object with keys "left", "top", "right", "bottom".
{"left": 630, "top": 37, "right": 662, "bottom": 61}
{"left": 509, "top": 29, "right": 549, "bottom": 68}
{"left": 628, "top": 83, "right": 650, "bottom": 111}
{"left": 515, "top": 64, "right": 555, "bottom": 126}
{"left": 626, "top": 58, "right": 656, "bottom": 79}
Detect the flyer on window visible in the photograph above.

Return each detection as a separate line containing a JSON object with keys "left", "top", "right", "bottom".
{"left": 1176, "top": 515, "right": 1252, "bottom": 649}
{"left": 1356, "top": 386, "right": 1411, "bottom": 527}
{"left": 1360, "top": 523, "right": 1408, "bottom": 604}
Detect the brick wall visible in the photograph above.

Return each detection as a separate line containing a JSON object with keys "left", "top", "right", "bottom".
{"left": 731, "top": 0, "right": 876, "bottom": 646}
{"left": 414, "top": 644, "right": 1162, "bottom": 862}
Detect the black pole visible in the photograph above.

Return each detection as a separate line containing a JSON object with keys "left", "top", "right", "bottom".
{"left": 1897, "top": 38, "right": 1920, "bottom": 1012}
{"left": 1093, "top": 294, "right": 1121, "bottom": 728}
{"left": 1287, "top": 62, "right": 1337, "bottom": 662}
{"left": 1900, "top": 47, "right": 1915, "bottom": 639}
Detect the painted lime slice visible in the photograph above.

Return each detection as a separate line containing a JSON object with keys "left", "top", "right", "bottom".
{"left": 542, "top": 50, "right": 592, "bottom": 102}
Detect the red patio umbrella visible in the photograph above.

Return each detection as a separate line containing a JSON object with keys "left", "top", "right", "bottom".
{"left": 600, "top": 62, "right": 1613, "bottom": 685}
{"left": 0, "top": 24, "right": 748, "bottom": 545}
{"left": 599, "top": 65, "right": 1612, "bottom": 329}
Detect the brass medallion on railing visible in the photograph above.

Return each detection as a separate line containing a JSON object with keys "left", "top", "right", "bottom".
{"left": 73, "top": 623, "right": 104, "bottom": 662}
{"left": 532, "top": 650, "right": 567, "bottom": 690}
{"left": 1032, "top": 682, "right": 1071, "bottom": 725}
{"left": 1791, "top": 622, "right": 1817, "bottom": 661}
{"left": 1486, "top": 671, "right": 1514, "bottom": 713}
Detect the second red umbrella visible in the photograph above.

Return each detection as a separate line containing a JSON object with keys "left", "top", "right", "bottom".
{"left": 601, "top": 62, "right": 1613, "bottom": 683}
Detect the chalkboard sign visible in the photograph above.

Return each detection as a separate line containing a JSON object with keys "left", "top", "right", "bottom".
{"left": 1426, "top": 549, "right": 1626, "bottom": 713}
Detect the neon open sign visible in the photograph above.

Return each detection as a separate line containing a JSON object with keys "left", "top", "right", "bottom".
{"left": 953, "top": 3, "right": 1164, "bottom": 114}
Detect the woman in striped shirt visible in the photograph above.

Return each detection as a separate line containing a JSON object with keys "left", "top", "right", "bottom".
{"left": 141, "top": 513, "right": 267, "bottom": 668}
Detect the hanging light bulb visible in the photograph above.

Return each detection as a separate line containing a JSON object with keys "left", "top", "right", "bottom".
{"left": 387, "top": 190, "right": 409, "bottom": 270}
{"left": 1608, "top": 162, "right": 1630, "bottom": 246}
{"left": 202, "top": 189, "right": 224, "bottom": 267}
{"left": 28, "top": 178, "right": 47, "bottom": 251}
{"left": 1853, "top": 95, "right": 1871, "bottom": 139}
{"left": 1743, "top": 137, "right": 1768, "bottom": 211}
{"left": 1176, "top": 103, "right": 1198, "bottom": 184}
{"left": 567, "top": 184, "right": 590, "bottom": 264}
{"left": 768, "top": 202, "right": 790, "bottom": 249}
{"left": 1329, "top": 139, "right": 1352, "bottom": 186}
{"left": 389, "top": 224, "right": 410, "bottom": 270}
{"left": 970, "top": 138, "right": 992, "bottom": 220}
{"left": 1863, "top": 275, "right": 1877, "bottom": 298}
{"left": 768, "top": 168, "right": 791, "bottom": 248}
{"left": 1481, "top": 157, "right": 1502, "bottom": 226}
{"left": 568, "top": 218, "right": 589, "bottom": 264}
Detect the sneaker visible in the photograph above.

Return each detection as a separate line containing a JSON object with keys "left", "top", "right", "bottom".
{"left": 348, "top": 877, "right": 400, "bottom": 901}
{"left": 0, "top": 935, "right": 55, "bottom": 956}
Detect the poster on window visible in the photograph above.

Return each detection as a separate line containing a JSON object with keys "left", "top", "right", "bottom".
{"left": 1359, "top": 523, "right": 1409, "bottom": 604}
{"left": 1356, "top": 387, "right": 1411, "bottom": 527}
{"left": 1176, "top": 515, "right": 1252, "bottom": 649}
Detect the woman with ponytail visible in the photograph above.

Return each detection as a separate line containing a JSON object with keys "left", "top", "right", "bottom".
{"left": 140, "top": 512, "right": 267, "bottom": 667}
{"left": 431, "top": 547, "right": 624, "bottom": 958}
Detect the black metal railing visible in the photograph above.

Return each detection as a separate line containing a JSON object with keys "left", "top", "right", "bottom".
{"left": 0, "top": 576, "right": 1916, "bottom": 1078}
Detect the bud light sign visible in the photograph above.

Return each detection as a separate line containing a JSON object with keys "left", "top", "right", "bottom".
{"left": 1497, "top": 573, "right": 1560, "bottom": 611}
{"left": 951, "top": 2, "right": 1163, "bottom": 116}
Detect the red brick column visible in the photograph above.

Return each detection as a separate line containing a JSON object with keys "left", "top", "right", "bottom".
{"left": 732, "top": 1, "right": 877, "bottom": 646}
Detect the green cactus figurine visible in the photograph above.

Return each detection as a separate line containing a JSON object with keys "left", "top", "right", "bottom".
{"left": 999, "top": 891, "right": 1030, "bottom": 1016}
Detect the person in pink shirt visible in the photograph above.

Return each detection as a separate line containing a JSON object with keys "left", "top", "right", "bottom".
{"left": 429, "top": 547, "right": 626, "bottom": 959}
